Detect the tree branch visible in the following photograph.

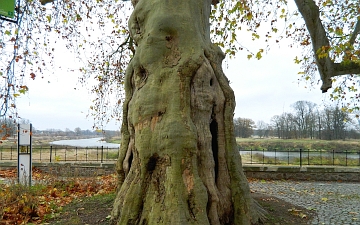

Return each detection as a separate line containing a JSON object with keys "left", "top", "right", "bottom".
{"left": 294, "top": 0, "right": 335, "bottom": 93}
{"left": 333, "top": 62, "right": 360, "bottom": 76}
{"left": 40, "top": 0, "right": 55, "bottom": 5}
{"left": 349, "top": 19, "right": 360, "bottom": 46}
{"left": 295, "top": 0, "right": 360, "bottom": 93}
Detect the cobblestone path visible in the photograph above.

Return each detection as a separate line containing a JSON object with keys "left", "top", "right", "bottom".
{"left": 250, "top": 180, "right": 360, "bottom": 225}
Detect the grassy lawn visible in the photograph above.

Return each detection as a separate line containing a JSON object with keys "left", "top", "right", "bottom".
{"left": 45, "top": 192, "right": 116, "bottom": 225}
{"left": 236, "top": 138, "right": 360, "bottom": 152}
{"left": 107, "top": 136, "right": 121, "bottom": 144}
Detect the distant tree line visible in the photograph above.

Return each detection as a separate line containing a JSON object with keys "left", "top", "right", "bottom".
{"left": 234, "top": 118, "right": 256, "bottom": 138}
{"left": 234, "top": 101, "right": 360, "bottom": 140}
{"left": 0, "top": 118, "right": 120, "bottom": 140}
{"left": 35, "top": 128, "right": 120, "bottom": 138}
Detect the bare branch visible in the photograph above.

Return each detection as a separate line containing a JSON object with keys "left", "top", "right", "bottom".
{"left": 349, "top": 19, "right": 360, "bottom": 46}
{"left": 110, "top": 35, "right": 131, "bottom": 57}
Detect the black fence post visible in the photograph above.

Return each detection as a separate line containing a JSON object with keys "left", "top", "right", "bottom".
{"left": 287, "top": 149, "right": 290, "bottom": 165}
{"left": 300, "top": 149, "right": 302, "bottom": 167}
{"left": 250, "top": 148, "right": 253, "bottom": 164}
{"left": 345, "top": 150, "right": 348, "bottom": 166}
{"left": 50, "top": 146, "right": 52, "bottom": 162}
{"left": 320, "top": 150, "right": 322, "bottom": 165}
{"left": 101, "top": 146, "right": 104, "bottom": 163}
{"left": 307, "top": 149, "right": 310, "bottom": 166}
{"left": 333, "top": 150, "right": 335, "bottom": 166}
{"left": 0, "top": 147, "right": 2, "bottom": 160}
{"left": 107, "top": 147, "right": 109, "bottom": 160}
{"left": 274, "top": 149, "right": 277, "bottom": 165}
{"left": 76, "top": 147, "right": 78, "bottom": 161}
{"left": 262, "top": 148, "right": 265, "bottom": 164}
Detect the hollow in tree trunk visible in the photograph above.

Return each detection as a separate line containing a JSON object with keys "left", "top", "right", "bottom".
{"left": 111, "top": 0, "right": 265, "bottom": 224}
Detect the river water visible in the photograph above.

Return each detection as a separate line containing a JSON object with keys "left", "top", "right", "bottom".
{"left": 50, "top": 137, "right": 119, "bottom": 148}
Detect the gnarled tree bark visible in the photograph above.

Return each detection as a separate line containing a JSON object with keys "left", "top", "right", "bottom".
{"left": 111, "top": 0, "right": 265, "bottom": 224}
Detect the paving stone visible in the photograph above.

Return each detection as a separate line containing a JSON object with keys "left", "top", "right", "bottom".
{"left": 249, "top": 180, "right": 360, "bottom": 225}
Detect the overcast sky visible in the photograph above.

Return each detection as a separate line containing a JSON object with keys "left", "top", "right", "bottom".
{"left": 16, "top": 42, "right": 328, "bottom": 131}
{"left": 15, "top": 8, "right": 330, "bottom": 131}
{"left": 226, "top": 45, "right": 326, "bottom": 124}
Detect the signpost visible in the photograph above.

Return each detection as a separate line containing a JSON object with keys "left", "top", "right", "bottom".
{"left": 0, "top": 0, "right": 16, "bottom": 19}
{"left": 18, "top": 123, "right": 32, "bottom": 186}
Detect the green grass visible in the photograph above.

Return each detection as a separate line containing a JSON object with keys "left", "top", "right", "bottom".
{"left": 105, "top": 151, "right": 119, "bottom": 160}
{"left": 236, "top": 138, "right": 360, "bottom": 152}
{"left": 46, "top": 192, "right": 116, "bottom": 225}
{"left": 245, "top": 153, "right": 360, "bottom": 166}
{"left": 107, "top": 136, "right": 121, "bottom": 144}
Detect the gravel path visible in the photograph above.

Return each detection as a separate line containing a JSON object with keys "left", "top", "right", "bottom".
{"left": 249, "top": 180, "right": 360, "bottom": 225}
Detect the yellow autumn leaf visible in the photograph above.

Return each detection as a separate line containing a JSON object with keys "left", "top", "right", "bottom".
{"left": 255, "top": 49, "right": 263, "bottom": 60}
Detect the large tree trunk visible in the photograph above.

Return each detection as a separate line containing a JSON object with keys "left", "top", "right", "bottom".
{"left": 111, "top": 0, "right": 265, "bottom": 224}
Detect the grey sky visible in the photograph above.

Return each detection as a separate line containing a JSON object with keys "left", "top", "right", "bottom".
{"left": 226, "top": 45, "right": 326, "bottom": 124}
{"left": 16, "top": 42, "right": 327, "bottom": 131}
{"left": 15, "top": 12, "right": 329, "bottom": 131}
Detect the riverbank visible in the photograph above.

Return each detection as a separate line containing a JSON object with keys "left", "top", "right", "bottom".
{"left": 237, "top": 138, "right": 360, "bottom": 152}
{"left": 0, "top": 137, "right": 119, "bottom": 163}
{"left": 0, "top": 135, "right": 119, "bottom": 147}
{"left": 50, "top": 138, "right": 119, "bottom": 148}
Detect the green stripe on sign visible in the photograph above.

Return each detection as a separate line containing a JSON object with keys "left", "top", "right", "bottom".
{"left": 0, "top": 0, "right": 16, "bottom": 19}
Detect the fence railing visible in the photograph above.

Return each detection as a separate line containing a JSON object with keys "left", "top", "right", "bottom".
{"left": 239, "top": 148, "right": 360, "bottom": 167}
{"left": 4, "top": 146, "right": 358, "bottom": 166}
{"left": 0, "top": 146, "right": 119, "bottom": 163}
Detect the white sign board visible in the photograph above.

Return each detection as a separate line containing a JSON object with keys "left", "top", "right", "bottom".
{"left": 18, "top": 123, "right": 32, "bottom": 186}
{"left": 18, "top": 154, "right": 31, "bottom": 185}
{"left": 19, "top": 124, "right": 31, "bottom": 145}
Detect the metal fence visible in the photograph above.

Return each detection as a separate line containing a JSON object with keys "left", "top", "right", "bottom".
{"left": 0, "top": 146, "right": 119, "bottom": 163}
{"left": 239, "top": 148, "right": 360, "bottom": 167}
{"left": 4, "top": 145, "right": 359, "bottom": 166}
